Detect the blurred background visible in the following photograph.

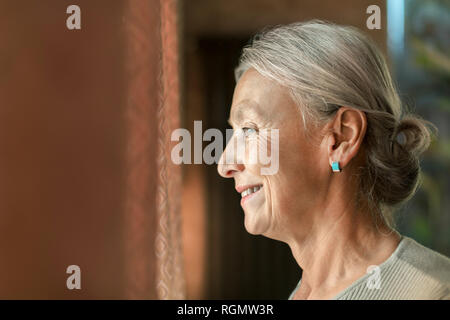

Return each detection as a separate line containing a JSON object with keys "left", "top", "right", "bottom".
{"left": 0, "top": 0, "right": 448, "bottom": 299}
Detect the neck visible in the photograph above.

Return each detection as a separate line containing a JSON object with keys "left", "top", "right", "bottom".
{"left": 286, "top": 200, "right": 400, "bottom": 297}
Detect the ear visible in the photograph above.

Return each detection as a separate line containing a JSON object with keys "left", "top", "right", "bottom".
{"left": 326, "top": 107, "right": 367, "bottom": 170}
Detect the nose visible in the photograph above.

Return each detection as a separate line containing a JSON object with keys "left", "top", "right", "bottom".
{"left": 217, "top": 136, "right": 245, "bottom": 178}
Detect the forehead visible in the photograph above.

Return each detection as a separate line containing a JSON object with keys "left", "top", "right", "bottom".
{"left": 229, "top": 99, "right": 264, "bottom": 123}
{"left": 232, "top": 68, "right": 277, "bottom": 101}
{"left": 229, "top": 68, "right": 295, "bottom": 123}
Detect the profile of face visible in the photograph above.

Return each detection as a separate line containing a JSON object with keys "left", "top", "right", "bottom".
{"left": 218, "top": 68, "right": 336, "bottom": 241}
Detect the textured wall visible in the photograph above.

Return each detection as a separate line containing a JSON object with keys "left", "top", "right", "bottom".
{"left": 0, "top": 0, "right": 184, "bottom": 299}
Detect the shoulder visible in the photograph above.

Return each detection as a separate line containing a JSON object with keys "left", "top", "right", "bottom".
{"left": 386, "top": 236, "right": 450, "bottom": 299}
{"left": 398, "top": 236, "right": 450, "bottom": 285}
{"left": 336, "top": 235, "right": 450, "bottom": 300}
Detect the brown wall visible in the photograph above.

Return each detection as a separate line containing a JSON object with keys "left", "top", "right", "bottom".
{"left": 0, "top": 1, "right": 128, "bottom": 298}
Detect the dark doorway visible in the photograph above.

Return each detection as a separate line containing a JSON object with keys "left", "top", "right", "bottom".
{"left": 197, "top": 37, "right": 301, "bottom": 299}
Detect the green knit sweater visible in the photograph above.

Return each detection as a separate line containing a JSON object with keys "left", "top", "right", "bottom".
{"left": 288, "top": 236, "right": 450, "bottom": 300}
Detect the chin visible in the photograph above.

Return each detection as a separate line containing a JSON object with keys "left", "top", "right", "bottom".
{"left": 244, "top": 224, "right": 262, "bottom": 235}
{"left": 243, "top": 211, "right": 270, "bottom": 235}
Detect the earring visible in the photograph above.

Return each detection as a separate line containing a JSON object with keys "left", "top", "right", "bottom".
{"left": 331, "top": 161, "right": 341, "bottom": 172}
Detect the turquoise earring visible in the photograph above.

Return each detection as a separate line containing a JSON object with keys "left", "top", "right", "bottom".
{"left": 332, "top": 161, "right": 341, "bottom": 172}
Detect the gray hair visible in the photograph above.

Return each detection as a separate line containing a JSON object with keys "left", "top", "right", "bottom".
{"left": 235, "top": 20, "right": 436, "bottom": 226}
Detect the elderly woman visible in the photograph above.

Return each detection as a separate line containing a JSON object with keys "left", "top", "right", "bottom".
{"left": 217, "top": 21, "right": 450, "bottom": 300}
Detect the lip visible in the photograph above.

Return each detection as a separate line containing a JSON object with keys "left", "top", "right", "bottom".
{"left": 238, "top": 185, "right": 264, "bottom": 206}
{"left": 235, "top": 184, "right": 263, "bottom": 194}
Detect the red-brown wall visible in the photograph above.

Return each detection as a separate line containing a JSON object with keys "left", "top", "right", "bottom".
{"left": 0, "top": 0, "right": 128, "bottom": 298}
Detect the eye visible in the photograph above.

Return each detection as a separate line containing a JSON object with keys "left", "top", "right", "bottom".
{"left": 242, "top": 127, "right": 257, "bottom": 136}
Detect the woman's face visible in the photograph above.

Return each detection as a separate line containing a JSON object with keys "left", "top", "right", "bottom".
{"left": 218, "top": 68, "right": 330, "bottom": 241}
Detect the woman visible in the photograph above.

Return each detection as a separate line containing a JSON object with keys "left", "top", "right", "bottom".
{"left": 217, "top": 20, "right": 450, "bottom": 300}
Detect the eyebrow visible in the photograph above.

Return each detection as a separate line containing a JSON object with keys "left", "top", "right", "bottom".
{"left": 228, "top": 100, "right": 263, "bottom": 126}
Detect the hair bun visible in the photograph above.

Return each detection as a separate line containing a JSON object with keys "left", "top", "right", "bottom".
{"left": 393, "top": 115, "right": 436, "bottom": 156}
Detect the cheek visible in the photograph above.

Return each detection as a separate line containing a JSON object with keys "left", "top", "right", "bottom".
{"left": 244, "top": 133, "right": 279, "bottom": 175}
{"left": 273, "top": 137, "right": 324, "bottom": 210}
{"left": 243, "top": 137, "right": 264, "bottom": 174}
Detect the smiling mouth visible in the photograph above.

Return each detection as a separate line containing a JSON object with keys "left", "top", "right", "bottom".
{"left": 240, "top": 185, "right": 263, "bottom": 198}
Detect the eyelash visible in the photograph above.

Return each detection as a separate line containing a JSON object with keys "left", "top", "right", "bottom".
{"left": 242, "top": 127, "right": 258, "bottom": 136}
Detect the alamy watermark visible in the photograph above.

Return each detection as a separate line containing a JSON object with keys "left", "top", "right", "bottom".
{"left": 66, "top": 5, "right": 81, "bottom": 30}
{"left": 171, "top": 121, "right": 279, "bottom": 175}
{"left": 366, "top": 265, "right": 381, "bottom": 290}
{"left": 66, "top": 265, "right": 81, "bottom": 290}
